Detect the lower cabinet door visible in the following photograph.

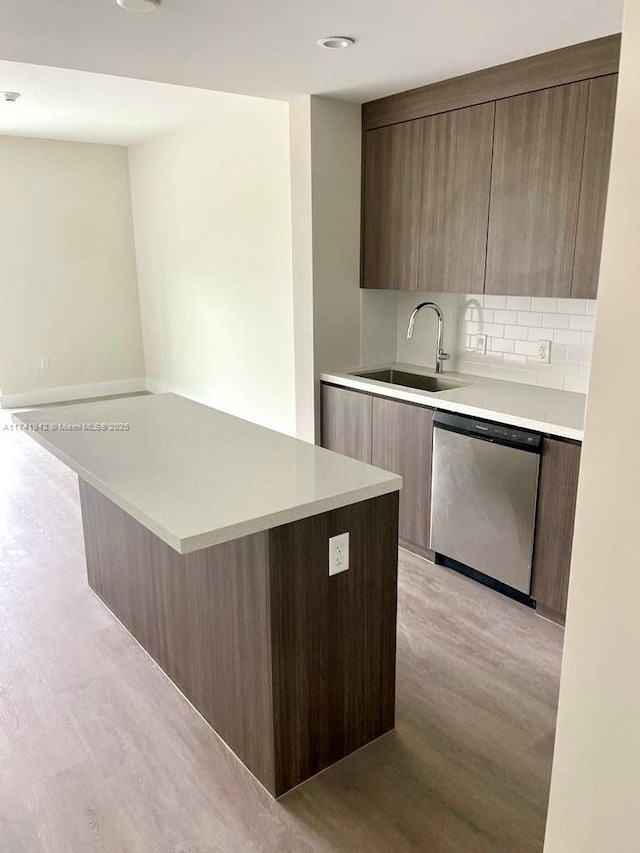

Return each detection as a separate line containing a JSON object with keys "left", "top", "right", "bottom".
{"left": 320, "top": 384, "right": 372, "bottom": 464}
{"left": 531, "top": 437, "right": 582, "bottom": 623}
{"left": 371, "top": 397, "right": 434, "bottom": 552}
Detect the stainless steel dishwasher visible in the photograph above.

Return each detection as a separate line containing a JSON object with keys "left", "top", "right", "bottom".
{"left": 430, "top": 411, "right": 542, "bottom": 604}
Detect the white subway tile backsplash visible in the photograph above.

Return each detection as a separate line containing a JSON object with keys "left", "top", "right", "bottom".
{"left": 493, "top": 309, "right": 518, "bottom": 324}
{"left": 558, "top": 298, "right": 586, "bottom": 314}
{"left": 504, "top": 325, "right": 530, "bottom": 341}
{"left": 531, "top": 297, "right": 558, "bottom": 312}
{"left": 517, "top": 311, "right": 543, "bottom": 327}
{"left": 550, "top": 361, "right": 581, "bottom": 377}
{"left": 362, "top": 289, "right": 597, "bottom": 395}
{"left": 528, "top": 327, "right": 551, "bottom": 341}
{"left": 566, "top": 345, "right": 592, "bottom": 363}
{"left": 483, "top": 323, "right": 505, "bottom": 337}
{"left": 484, "top": 295, "right": 507, "bottom": 309}
{"left": 550, "top": 343, "right": 568, "bottom": 361}
{"left": 542, "top": 313, "right": 570, "bottom": 329}
{"left": 514, "top": 340, "right": 540, "bottom": 357}
{"left": 491, "top": 338, "right": 515, "bottom": 353}
{"left": 554, "top": 329, "right": 583, "bottom": 346}
{"left": 502, "top": 353, "right": 528, "bottom": 367}
{"left": 506, "top": 296, "right": 531, "bottom": 311}
{"left": 569, "top": 314, "right": 596, "bottom": 331}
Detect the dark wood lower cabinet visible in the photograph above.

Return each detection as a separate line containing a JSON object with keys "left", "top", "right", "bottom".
{"left": 321, "top": 384, "right": 372, "bottom": 464}
{"left": 80, "top": 480, "right": 399, "bottom": 797}
{"left": 319, "top": 382, "right": 582, "bottom": 624}
{"left": 371, "top": 397, "right": 434, "bottom": 554}
{"left": 531, "top": 438, "right": 582, "bottom": 624}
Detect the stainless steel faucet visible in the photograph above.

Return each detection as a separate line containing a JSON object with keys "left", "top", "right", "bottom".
{"left": 406, "top": 301, "right": 450, "bottom": 374}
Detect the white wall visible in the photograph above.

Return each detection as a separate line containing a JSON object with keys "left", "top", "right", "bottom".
{"left": 544, "top": 2, "right": 640, "bottom": 849}
{"left": 289, "top": 97, "right": 316, "bottom": 442}
{"left": 361, "top": 288, "right": 595, "bottom": 392}
{"left": 0, "top": 136, "right": 144, "bottom": 402}
{"left": 128, "top": 98, "right": 296, "bottom": 435}
{"left": 289, "top": 96, "right": 362, "bottom": 441}
{"left": 360, "top": 289, "right": 398, "bottom": 365}
{"left": 310, "top": 98, "right": 362, "bottom": 392}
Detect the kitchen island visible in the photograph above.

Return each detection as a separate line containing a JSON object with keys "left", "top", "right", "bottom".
{"left": 14, "top": 393, "right": 401, "bottom": 797}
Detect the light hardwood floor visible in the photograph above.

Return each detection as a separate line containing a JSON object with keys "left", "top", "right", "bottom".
{"left": 0, "top": 411, "right": 563, "bottom": 852}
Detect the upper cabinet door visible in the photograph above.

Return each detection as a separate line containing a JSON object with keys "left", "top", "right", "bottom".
{"left": 571, "top": 74, "right": 618, "bottom": 299}
{"left": 485, "top": 82, "right": 589, "bottom": 297}
{"left": 418, "top": 102, "right": 494, "bottom": 294}
{"left": 362, "top": 121, "right": 423, "bottom": 290}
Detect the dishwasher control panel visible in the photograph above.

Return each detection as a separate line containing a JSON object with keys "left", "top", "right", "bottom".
{"left": 433, "top": 411, "right": 542, "bottom": 452}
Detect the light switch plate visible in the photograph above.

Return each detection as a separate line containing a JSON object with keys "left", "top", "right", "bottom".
{"left": 329, "top": 532, "right": 349, "bottom": 576}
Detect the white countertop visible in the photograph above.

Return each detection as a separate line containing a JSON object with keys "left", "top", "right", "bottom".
{"left": 321, "top": 363, "right": 586, "bottom": 441}
{"left": 14, "top": 393, "right": 401, "bottom": 554}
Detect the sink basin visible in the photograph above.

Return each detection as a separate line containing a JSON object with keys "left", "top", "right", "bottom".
{"left": 353, "top": 369, "right": 467, "bottom": 394}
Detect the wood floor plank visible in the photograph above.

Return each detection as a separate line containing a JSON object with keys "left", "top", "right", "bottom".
{"left": 0, "top": 408, "right": 563, "bottom": 852}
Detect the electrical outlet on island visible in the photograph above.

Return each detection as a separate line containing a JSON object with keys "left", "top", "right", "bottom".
{"left": 329, "top": 532, "right": 349, "bottom": 576}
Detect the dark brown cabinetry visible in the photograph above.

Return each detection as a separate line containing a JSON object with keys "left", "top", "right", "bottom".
{"left": 320, "top": 382, "right": 582, "bottom": 624}
{"left": 362, "top": 103, "right": 494, "bottom": 293}
{"left": 320, "top": 385, "right": 434, "bottom": 554}
{"left": 485, "top": 82, "right": 589, "bottom": 297}
{"left": 371, "top": 397, "right": 435, "bottom": 553}
{"left": 572, "top": 74, "right": 618, "bottom": 299}
{"left": 362, "top": 121, "right": 423, "bottom": 291}
{"left": 320, "top": 385, "right": 372, "bottom": 464}
{"left": 360, "top": 36, "right": 620, "bottom": 298}
{"left": 531, "top": 438, "right": 582, "bottom": 624}
{"left": 417, "top": 103, "right": 494, "bottom": 294}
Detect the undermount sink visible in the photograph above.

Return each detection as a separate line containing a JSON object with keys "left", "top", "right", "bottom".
{"left": 353, "top": 369, "right": 467, "bottom": 394}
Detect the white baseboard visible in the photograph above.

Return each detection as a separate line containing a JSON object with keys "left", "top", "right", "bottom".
{"left": 0, "top": 378, "right": 147, "bottom": 409}
{"left": 144, "top": 377, "right": 217, "bottom": 409}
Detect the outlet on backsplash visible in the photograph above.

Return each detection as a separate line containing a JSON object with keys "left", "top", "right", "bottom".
{"left": 459, "top": 295, "right": 595, "bottom": 393}
{"left": 537, "top": 340, "right": 552, "bottom": 364}
{"left": 360, "top": 290, "right": 596, "bottom": 394}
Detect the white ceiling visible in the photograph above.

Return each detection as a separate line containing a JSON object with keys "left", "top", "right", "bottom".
{"left": 0, "top": 0, "right": 624, "bottom": 105}
{"left": 0, "top": 61, "right": 258, "bottom": 145}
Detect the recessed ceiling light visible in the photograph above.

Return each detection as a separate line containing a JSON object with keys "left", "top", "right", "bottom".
{"left": 1, "top": 92, "right": 21, "bottom": 102}
{"left": 317, "top": 36, "right": 355, "bottom": 50}
{"left": 116, "top": 0, "right": 161, "bottom": 11}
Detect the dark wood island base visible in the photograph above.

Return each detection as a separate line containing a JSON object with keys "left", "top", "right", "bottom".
{"left": 79, "top": 480, "right": 399, "bottom": 797}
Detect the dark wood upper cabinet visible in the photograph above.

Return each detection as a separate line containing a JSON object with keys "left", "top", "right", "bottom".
{"left": 360, "top": 38, "right": 619, "bottom": 298}
{"left": 485, "top": 82, "right": 589, "bottom": 297}
{"left": 371, "top": 397, "right": 434, "bottom": 552}
{"left": 363, "top": 35, "right": 620, "bottom": 130}
{"left": 531, "top": 438, "right": 581, "bottom": 624}
{"left": 571, "top": 74, "right": 618, "bottom": 299}
{"left": 418, "top": 103, "right": 494, "bottom": 294}
{"left": 362, "top": 121, "right": 423, "bottom": 290}
{"left": 320, "top": 384, "right": 372, "bottom": 464}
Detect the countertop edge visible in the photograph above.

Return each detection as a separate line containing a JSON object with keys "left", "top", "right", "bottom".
{"left": 15, "top": 416, "right": 402, "bottom": 555}
{"left": 320, "top": 371, "right": 585, "bottom": 442}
